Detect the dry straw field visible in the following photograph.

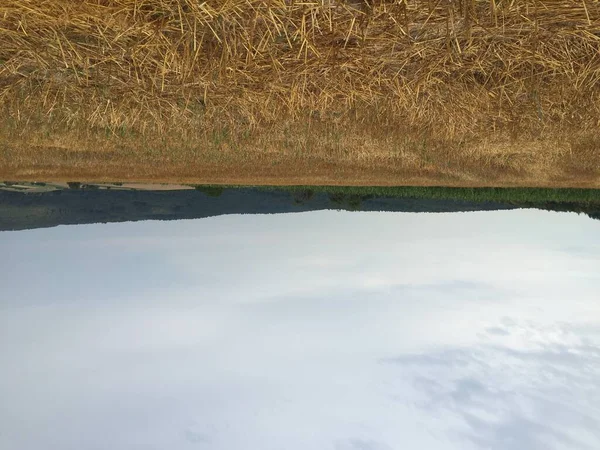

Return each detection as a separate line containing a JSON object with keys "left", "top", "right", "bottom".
{"left": 1, "top": 0, "right": 599, "bottom": 186}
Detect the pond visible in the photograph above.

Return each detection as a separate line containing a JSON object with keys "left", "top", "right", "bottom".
{"left": 1, "top": 191, "right": 599, "bottom": 450}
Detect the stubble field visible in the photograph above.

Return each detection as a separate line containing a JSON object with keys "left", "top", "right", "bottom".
{"left": 1, "top": 0, "right": 599, "bottom": 186}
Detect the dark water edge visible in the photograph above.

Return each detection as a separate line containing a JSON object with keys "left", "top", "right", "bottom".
{"left": 1, "top": 186, "right": 599, "bottom": 232}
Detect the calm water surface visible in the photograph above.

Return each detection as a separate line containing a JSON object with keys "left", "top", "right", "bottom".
{"left": 1, "top": 210, "right": 599, "bottom": 450}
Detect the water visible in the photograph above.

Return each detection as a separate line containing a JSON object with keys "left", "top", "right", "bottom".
{"left": 1, "top": 209, "right": 599, "bottom": 450}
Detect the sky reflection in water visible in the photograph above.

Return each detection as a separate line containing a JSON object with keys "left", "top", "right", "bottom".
{"left": 1, "top": 209, "right": 599, "bottom": 450}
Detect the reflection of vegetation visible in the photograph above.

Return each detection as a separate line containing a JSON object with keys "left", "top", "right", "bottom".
{"left": 2, "top": 184, "right": 600, "bottom": 232}
{"left": 348, "top": 196, "right": 363, "bottom": 211}
{"left": 187, "top": 184, "right": 600, "bottom": 217}
{"left": 195, "top": 185, "right": 224, "bottom": 197}
{"left": 328, "top": 193, "right": 368, "bottom": 211}
{"left": 293, "top": 189, "right": 314, "bottom": 205}
{"left": 268, "top": 186, "right": 600, "bottom": 204}
{"left": 329, "top": 193, "right": 345, "bottom": 205}
{"left": 264, "top": 185, "right": 600, "bottom": 218}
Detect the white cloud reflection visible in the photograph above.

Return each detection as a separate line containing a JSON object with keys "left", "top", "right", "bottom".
{"left": 0, "top": 210, "right": 599, "bottom": 450}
